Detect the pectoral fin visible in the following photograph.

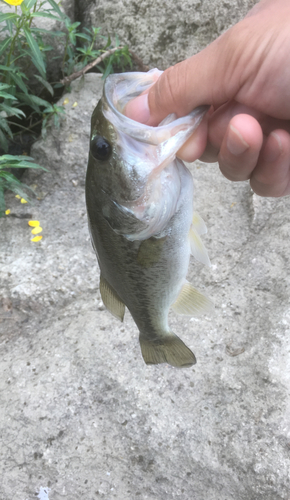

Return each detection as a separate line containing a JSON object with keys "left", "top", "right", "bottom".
{"left": 100, "top": 275, "right": 125, "bottom": 321}
{"left": 171, "top": 282, "right": 214, "bottom": 316}
{"left": 189, "top": 226, "right": 211, "bottom": 266}
{"left": 139, "top": 333, "right": 196, "bottom": 367}
{"left": 192, "top": 211, "right": 207, "bottom": 235}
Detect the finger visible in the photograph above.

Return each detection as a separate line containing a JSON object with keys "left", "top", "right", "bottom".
{"left": 125, "top": 92, "right": 151, "bottom": 124}
{"left": 218, "top": 114, "right": 264, "bottom": 181}
{"left": 146, "top": 46, "right": 229, "bottom": 126}
{"left": 250, "top": 129, "right": 290, "bottom": 197}
{"left": 207, "top": 101, "right": 290, "bottom": 148}
{"left": 177, "top": 112, "right": 209, "bottom": 162}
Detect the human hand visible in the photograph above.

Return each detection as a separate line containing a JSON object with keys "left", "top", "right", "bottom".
{"left": 125, "top": 0, "right": 290, "bottom": 197}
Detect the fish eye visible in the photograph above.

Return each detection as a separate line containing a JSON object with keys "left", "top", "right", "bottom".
{"left": 90, "top": 135, "right": 112, "bottom": 161}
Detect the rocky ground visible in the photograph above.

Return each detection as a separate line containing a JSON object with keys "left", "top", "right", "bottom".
{"left": 1, "top": 74, "right": 290, "bottom": 500}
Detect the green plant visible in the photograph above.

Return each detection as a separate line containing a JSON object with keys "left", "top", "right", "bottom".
{"left": 0, "top": 0, "right": 131, "bottom": 216}
{"left": 60, "top": 24, "right": 132, "bottom": 81}
{"left": 0, "top": 0, "right": 67, "bottom": 149}
{"left": 0, "top": 154, "right": 47, "bottom": 216}
{"left": 0, "top": 0, "right": 131, "bottom": 144}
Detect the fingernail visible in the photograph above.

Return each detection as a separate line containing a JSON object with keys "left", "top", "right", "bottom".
{"left": 227, "top": 124, "right": 249, "bottom": 155}
{"left": 264, "top": 132, "right": 282, "bottom": 162}
{"left": 125, "top": 94, "right": 150, "bottom": 124}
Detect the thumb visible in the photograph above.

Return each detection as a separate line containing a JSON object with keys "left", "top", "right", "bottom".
{"left": 126, "top": 32, "right": 235, "bottom": 126}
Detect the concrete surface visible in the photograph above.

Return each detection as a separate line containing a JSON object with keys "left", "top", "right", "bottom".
{"left": 1, "top": 74, "right": 290, "bottom": 500}
{"left": 79, "top": 0, "right": 259, "bottom": 69}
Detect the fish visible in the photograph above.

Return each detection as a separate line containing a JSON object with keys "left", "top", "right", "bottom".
{"left": 85, "top": 69, "right": 213, "bottom": 368}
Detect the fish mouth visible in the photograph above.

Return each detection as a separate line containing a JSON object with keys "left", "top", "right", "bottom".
{"left": 103, "top": 69, "right": 209, "bottom": 152}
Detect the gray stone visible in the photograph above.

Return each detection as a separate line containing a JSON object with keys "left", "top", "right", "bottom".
{"left": 79, "top": 0, "right": 259, "bottom": 69}
{"left": 1, "top": 73, "right": 290, "bottom": 500}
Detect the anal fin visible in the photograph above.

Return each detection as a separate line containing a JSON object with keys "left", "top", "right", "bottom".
{"left": 171, "top": 282, "right": 214, "bottom": 316}
{"left": 139, "top": 333, "right": 196, "bottom": 367}
{"left": 100, "top": 275, "right": 125, "bottom": 322}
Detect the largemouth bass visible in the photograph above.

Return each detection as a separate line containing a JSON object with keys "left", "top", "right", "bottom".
{"left": 86, "top": 69, "right": 213, "bottom": 368}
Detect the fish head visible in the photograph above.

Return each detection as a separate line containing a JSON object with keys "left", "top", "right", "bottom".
{"left": 88, "top": 70, "right": 209, "bottom": 204}
{"left": 87, "top": 70, "right": 209, "bottom": 239}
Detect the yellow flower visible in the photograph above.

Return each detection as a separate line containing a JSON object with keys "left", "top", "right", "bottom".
{"left": 15, "top": 194, "right": 21, "bottom": 199}
{"left": 63, "top": 98, "right": 69, "bottom": 105}
{"left": 72, "top": 102, "right": 78, "bottom": 108}
{"left": 31, "top": 235, "right": 43, "bottom": 242}
{"left": 28, "top": 220, "right": 40, "bottom": 227}
{"left": 3, "top": 0, "right": 24, "bottom": 5}
{"left": 20, "top": 198, "right": 27, "bottom": 204}
{"left": 31, "top": 226, "right": 42, "bottom": 235}
{"left": 5, "top": 209, "right": 11, "bottom": 215}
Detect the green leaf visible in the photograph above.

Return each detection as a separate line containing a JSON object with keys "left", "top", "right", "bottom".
{"left": 14, "top": 92, "right": 41, "bottom": 112}
{"left": 28, "top": 94, "right": 50, "bottom": 107}
{"left": 42, "top": 104, "right": 54, "bottom": 113}
{"left": 0, "top": 37, "right": 12, "bottom": 58}
{"left": 0, "top": 64, "right": 15, "bottom": 71}
{"left": 41, "top": 45, "right": 54, "bottom": 52}
{"left": 0, "top": 13, "right": 18, "bottom": 23}
{"left": 104, "top": 35, "right": 112, "bottom": 50}
{"left": 24, "top": 0, "right": 37, "bottom": 9}
{"left": 102, "top": 61, "right": 113, "bottom": 79}
{"left": 0, "top": 155, "right": 35, "bottom": 162}
{"left": 0, "top": 155, "right": 47, "bottom": 171}
{"left": 45, "top": 0, "right": 65, "bottom": 18}
{"left": 0, "top": 118, "right": 13, "bottom": 137}
{"left": 53, "top": 113, "right": 60, "bottom": 128}
{"left": 69, "top": 31, "right": 76, "bottom": 45}
{"left": 0, "top": 171, "right": 23, "bottom": 183}
{"left": 23, "top": 26, "right": 46, "bottom": 79}
{"left": 0, "top": 83, "right": 12, "bottom": 91}
{"left": 34, "top": 75, "right": 54, "bottom": 96}
{"left": 31, "top": 12, "right": 61, "bottom": 21}
{"left": 30, "top": 27, "right": 65, "bottom": 37}
{"left": 91, "top": 27, "right": 101, "bottom": 36}
{"left": 0, "top": 103, "right": 25, "bottom": 118}
{"left": 76, "top": 47, "right": 89, "bottom": 55}
{"left": 0, "top": 172, "right": 33, "bottom": 201}
{"left": 0, "top": 90, "right": 17, "bottom": 100}
{"left": 70, "top": 22, "right": 81, "bottom": 29}
{"left": 5, "top": 19, "right": 14, "bottom": 36}
{"left": 9, "top": 72, "right": 29, "bottom": 94}
{"left": 75, "top": 33, "right": 92, "bottom": 41}
{"left": 16, "top": 92, "right": 50, "bottom": 108}
{"left": 1, "top": 161, "right": 47, "bottom": 171}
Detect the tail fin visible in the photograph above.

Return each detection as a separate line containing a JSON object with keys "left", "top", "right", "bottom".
{"left": 139, "top": 333, "right": 196, "bottom": 368}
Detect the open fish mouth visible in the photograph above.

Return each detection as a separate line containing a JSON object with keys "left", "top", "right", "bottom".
{"left": 103, "top": 69, "right": 209, "bottom": 149}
